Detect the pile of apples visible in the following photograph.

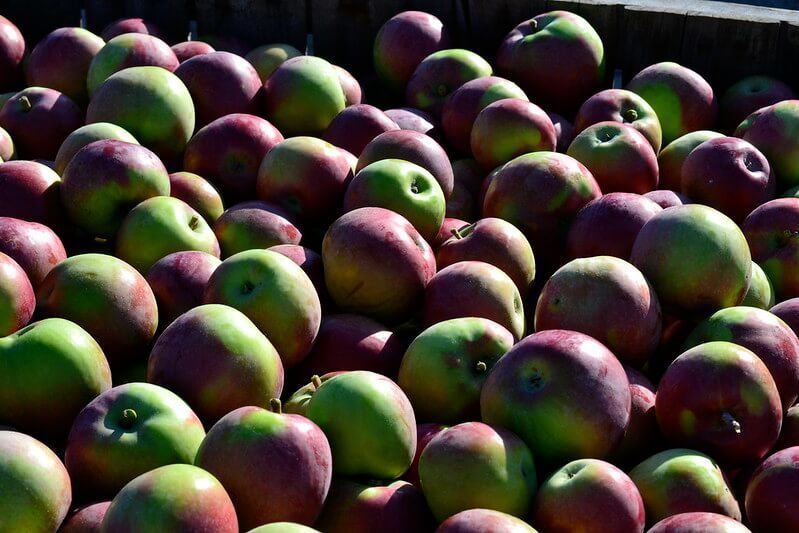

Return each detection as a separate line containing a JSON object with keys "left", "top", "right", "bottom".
{"left": 2, "top": 7, "right": 799, "bottom": 533}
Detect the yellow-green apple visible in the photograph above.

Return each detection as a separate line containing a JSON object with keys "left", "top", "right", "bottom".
{"left": 657, "top": 130, "right": 724, "bottom": 191}
{"left": 168, "top": 171, "right": 224, "bottom": 223}
{"left": 54, "top": 122, "right": 139, "bottom": 175}
{"left": 741, "top": 262, "right": 774, "bottom": 309}
{"left": 87, "top": 33, "right": 178, "bottom": 95}
{"left": 268, "top": 244, "right": 326, "bottom": 303}
{"left": 246, "top": 43, "right": 301, "bottom": 82}
{"left": 214, "top": 200, "right": 301, "bottom": 257}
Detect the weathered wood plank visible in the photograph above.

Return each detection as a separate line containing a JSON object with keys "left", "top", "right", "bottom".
{"left": 778, "top": 20, "right": 799, "bottom": 88}
{"left": 463, "top": 0, "right": 547, "bottom": 58}
{"left": 85, "top": 0, "right": 190, "bottom": 43}
{"left": 195, "top": 0, "right": 307, "bottom": 50}
{"left": 618, "top": 4, "right": 687, "bottom": 83}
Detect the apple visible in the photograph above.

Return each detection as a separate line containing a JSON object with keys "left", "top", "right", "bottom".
{"left": 535, "top": 256, "right": 661, "bottom": 367}
{"left": 437, "top": 217, "right": 535, "bottom": 295}
{"left": 374, "top": 11, "right": 450, "bottom": 91}
{"left": 471, "top": 98, "right": 557, "bottom": 170}
{"left": 741, "top": 262, "right": 775, "bottom": 309}
{"left": 100, "top": 464, "right": 237, "bottom": 533}
{"left": 246, "top": 43, "right": 301, "bottom": 82}
{"left": 168, "top": 171, "right": 224, "bottom": 223}
{"left": 100, "top": 17, "right": 165, "bottom": 41}
{"left": 0, "top": 125, "right": 12, "bottom": 161}
{"left": 148, "top": 304, "right": 284, "bottom": 423}
{"left": 574, "top": 88, "right": 663, "bottom": 152}
{"left": 263, "top": 56, "right": 346, "bottom": 136}
{"left": 657, "top": 130, "right": 724, "bottom": 191}
{"left": 61, "top": 139, "right": 170, "bottom": 238}
{"left": 283, "top": 372, "right": 344, "bottom": 416}
{"left": 65, "top": 382, "right": 206, "bottom": 499}
{"left": 681, "top": 136, "right": 774, "bottom": 222}
{"left": 256, "top": 136, "right": 356, "bottom": 223}
{"left": 0, "top": 430, "right": 71, "bottom": 532}
{"left": 0, "top": 160, "right": 63, "bottom": 226}
{"left": 721, "top": 75, "right": 795, "bottom": 132}
{"left": 204, "top": 248, "right": 321, "bottom": 368}
{"left": 776, "top": 404, "right": 799, "bottom": 449}
{"left": 145, "top": 251, "right": 221, "bottom": 326}
{"left": 610, "top": 367, "right": 662, "bottom": 468}
{"left": 743, "top": 198, "right": 799, "bottom": 301}
{"left": 648, "top": 513, "right": 751, "bottom": 533}
{"left": 184, "top": 113, "right": 284, "bottom": 202}
{"left": 404, "top": 422, "right": 447, "bottom": 488}
{"left": 481, "top": 329, "right": 631, "bottom": 465}
{"left": 59, "top": 501, "right": 111, "bottom": 533}
{"left": 0, "top": 217, "right": 66, "bottom": 286}
{"left": 497, "top": 11, "right": 604, "bottom": 113}
{"left": 0, "top": 87, "right": 83, "bottom": 160}
{"left": 37, "top": 253, "right": 159, "bottom": 367}
{"left": 384, "top": 107, "right": 437, "bottom": 137}
{"left": 549, "top": 111, "right": 575, "bottom": 153}
{"left": 406, "top": 49, "right": 492, "bottom": 117}
{"left": 629, "top": 449, "right": 741, "bottom": 525}
{"left": 419, "top": 422, "right": 536, "bottom": 521}
{"left": 334, "top": 64, "right": 363, "bottom": 105}
{"left": 306, "top": 370, "right": 416, "bottom": 479}
{"left": 0, "top": 251, "right": 34, "bottom": 336}
{"left": 437, "top": 509, "right": 537, "bottom": 533}
{"left": 631, "top": 204, "right": 751, "bottom": 316}
{"left": 86, "top": 66, "right": 195, "bottom": 164}
{"left": 644, "top": 189, "right": 691, "bottom": 209}
{"left": 214, "top": 200, "right": 301, "bottom": 257}
{"left": 627, "top": 62, "right": 717, "bottom": 145}
{"left": 533, "top": 459, "right": 645, "bottom": 533}
{"left": 172, "top": 40, "right": 215, "bottom": 62}
{"left": 442, "top": 76, "right": 527, "bottom": 154}
{"left": 567, "top": 192, "right": 662, "bottom": 259}
{"left": 195, "top": 402, "right": 331, "bottom": 528}
{"left": 87, "top": 33, "right": 178, "bottom": 96}
{"left": 771, "top": 297, "right": 799, "bottom": 336}
{"left": 25, "top": 27, "right": 104, "bottom": 104}
{"left": 434, "top": 217, "right": 468, "bottom": 248}
{"left": 0, "top": 317, "right": 111, "bottom": 441}
{"left": 446, "top": 158, "right": 483, "bottom": 220}
{"left": 399, "top": 317, "right": 513, "bottom": 423}
{"left": 249, "top": 524, "right": 319, "bottom": 533}
{"left": 0, "top": 15, "right": 24, "bottom": 91}
{"left": 315, "top": 478, "right": 433, "bottom": 533}
{"left": 323, "top": 105, "right": 399, "bottom": 157}
{"left": 54, "top": 122, "right": 139, "bottom": 175}
{"left": 323, "top": 207, "right": 436, "bottom": 323}
{"left": 268, "top": 244, "right": 326, "bottom": 301}
{"left": 745, "top": 446, "right": 799, "bottom": 531}
{"left": 567, "top": 121, "right": 658, "bottom": 194}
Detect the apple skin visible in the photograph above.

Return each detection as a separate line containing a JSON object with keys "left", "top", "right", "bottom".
{"left": 770, "top": 297, "right": 799, "bottom": 336}
{"left": 481, "top": 151, "right": 601, "bottom": 269}
{"left": 532, "top": 459, "right": 645, "bottom": 533}
{"left": 424, "top": 261, "right": 525, "bottom": 340}
{"left": 0, "top": 217, "right": 66, "bottom": 287}
{"left": 100, "top": 18, "right": 165, "bottom": 41}
{"left": 324, "top": 104, "right": 400, "bottom": 157}
{"left": 246, "top": 43, "right": 301, "bottom": 82}
{"left": 471, "top": 98, "right": 557, "bottom": 171}
{"left": 306, "top": 370, "right": 417, "bottom": 479}
{"left": 283, "top": 371, "right": 344, "bottom": 416}
{"left": 204, "top": 248, "right": 321, "bottom": 368}
{"left": 399, "top": 318, "right": 514, "bottom": 424}
{"left": 575, "top": 88, "right": 663, "bottom": 152}
{"left": 374, "top": 11, "right": 450, "bottom": 91}
{"left": 184, "top": 113, "right": 283, "bottom": 202}
{"left": 497, "top": 11, "right": 604, "bottom": 114}
{"left": 434, "top": 217, "right": 468, "bottom": 248}
{"left": 0, "top": 251, "right": 34, "bottom": 336}
{"left": 630, "top": 449, "right": 741, "bottom": 525}
{"left": 334, "top": 64, "right": 363, "bottom": 105}
{"left": 100, "top": 464, "right": 237, "bottom": 533}
{"left": 0, "top": 160, "right": 63, "bottom": 226}
{"left": 148, "top": 303, "right": 283, "bottom": 424}
{"left": 630, "top": 204, "right": 751, "bottom": 317}
{"left": 0, "top": 124, "right": 12, "bottom": 161}
{"left": 60, "top": 501, "right": 111, "bottom": 533}
{"left": 315, "top": 478, "right": 434, "bottom": 533}
{"left": 25, "top": 27, "right": 104, "bottom": 105}
{"left": 323, "top": 207, "right": 436, "bottom": 324}
{"left": 419, "top": 421, "right": 536, "bottom": 521}
{"left": 0, "top": 15, "right": 24, "bottom": 91}
{"left": 480, "top": 329, "right": 631, "bottom": 466}
{"left": 657, "top": 130, "right": 724, "bottom": 191}
{"left": 683, "top": 306, "right": 799, "bottom": 409}
{"left": 404, "top": 423, "right": 447, "bottom": 488}
{"left": 264, "top": 56, "right": 346, "bottom": 136}
{"left": 721, "top": 75, "right": 795, "bottom": 132}
{"left": 746, "top": 446, "right": 799, "bottom": 531}
{"left": 610, "top": 367, "right": 662, "bottom": 468}
{"left": 55, "top": 123, "right": 139, "bottom": 175}
{"left": 446, "top": 159, "right": 484, "bottom": 221}
{"left": 214, "top": 200, "right": 301, "bottom": 257}
{"left": 741, "top": 262, "right": 775, "bottom": 309}
{"left": 384, "top": 107, "right": 438, "bottom": 138}
{"left": 196, "top": 403, "right": 331, "bottom": 528}
{"left": 169, "top": 171, "right": 224, "bottom": 223}
{"left": 249, "top": 524, "right": 319, "bottom": 533}
{"left": 268, "top": 244, "right": 326, "bottom": 301}
{"left": 257, "top": 136, "right": 356, "bottom": 223}
{"left": 358, "top": 129, "right": 454, "bottom": 198}
{"left": 0, "top": 430, "right": 72, "bottom": 533}
{"left": 86, "top": 66, "right": 195, "bottom": 165}
{"left": 145, "top": 251, "right": 220, "bottom": 327}
{"left": 548, "top": 112, "right": 575, "bottom": 153}
{"left": 65, "top": 382, "right": 206, "bottom": 499}
{"left": 0, "top": 317, "right": 111, "bottom": 441}
{"left": 61, "top": 139, "right": 170, "bottom": 238}
{"left": 535, "top": 256, "right": 661, "bottom": 367}
{"left": 0, "top": 87, "right": 83, "bottom": 160}
{"left": 406, "top": 49, "right": 492, "bottom": 118}
{"left": 175, "top": 51, "right": 261, "bottom": 127}
{"left": 743, "top": 198, "right": 799, "bottom": 301}
{"left": 87, "top": 33, "right": 178, "bottom": 95}
{"left": 442, "top": 76, "right": 528, "bottom": 155}
{"left": 644, "top": 189, "right": 691, "bottom": 209}
{"left": 292, "top": 313, "right": 405, "bottom": 385}
{"left": 681, "top": 136, "right": 774, "bottom": 222}
{"left": 627, "top": 62, "right": 717, "bottom": 145}
{"left": 344, "top": 158, "right": 445, "bottom": 241}
{"left": 37, "top": 253, "right": 158, "bottom": 367}
{"left": 776, "top": 405, "right": 799, "bottom": 449}
{"left": 438, "top": 509, "right": 537, "bottom": 533}
{"left": 172, "top": 40, "right": 215, "bottom": 62}
{"left": 648, "top": 512, "right": 751, "bottom": 533}
{"left": 438, "top": 217, "right": 535, "bottom": 295}
{"left": 567, "top": 121, "right": 658, "bottom": 194}
{"left": 567, "top": 192, "right": 661, "bottom": 260}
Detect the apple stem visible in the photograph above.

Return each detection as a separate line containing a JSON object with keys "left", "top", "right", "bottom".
{"left": 18, "top": 96, "right": 31, "bottom": 112}
{"left": 450, "top": 227, "right": 463, "bottom": 239}
{"left": 119, "top": 408, "right": 138, "bottom": 429}
{"left": 722, "top": 412, "right": 742, "bottom": 435}
{"left": 311, "top": 375, "right": 322, "bottom": 390}
{"left": 269, "top": 398, "right": 282, "bottom": 414}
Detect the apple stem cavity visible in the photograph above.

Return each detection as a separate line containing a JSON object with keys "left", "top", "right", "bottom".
{"left": 311, "top": 375, "right": 323, "bottom": 390}
{"left": 119, "top": 408, "right": 138, "bottom": 429}
{"left": 722, "top": 412, "right": 742, "bottom": 435}
{"left": 188, "top": 216, "right": 200, "bottom": 231}
{"left": 270, "top": 398, "right": 282, "bottom": 414}
{"left": 475, "top": 361, "right": 487, "bottom": 373}
{"left": 18, "top": 96, "right": 32, "bottom": 112}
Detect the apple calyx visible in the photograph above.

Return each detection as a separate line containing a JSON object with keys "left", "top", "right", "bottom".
{"left": 119, "top": 408, "right": 138, "bottom": 429}
{"left": 188, "top": 215, "right": 200, "bottom": 231}
{"left": 475, "top": 361, "right": 487, "bottom": 373}
{"left": 18, "top": 96, "right": 32, "bottom": 112}
{"left": 722, "top": 411, "right": 742, "bottom": 435}
{"left": 622, "top": 108, "right": 639, "bottom": 122}
{"left": 436, "top": 84, "right": 448, "bottom": 97}
{"left": 311, "top": 375, "right": 323, "bottom": 390}
{"left": 529, "top": 19, "right": 539, "bottom": 32}
{"left": 269, "top": 398, "right": 282, "bottom": 414}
